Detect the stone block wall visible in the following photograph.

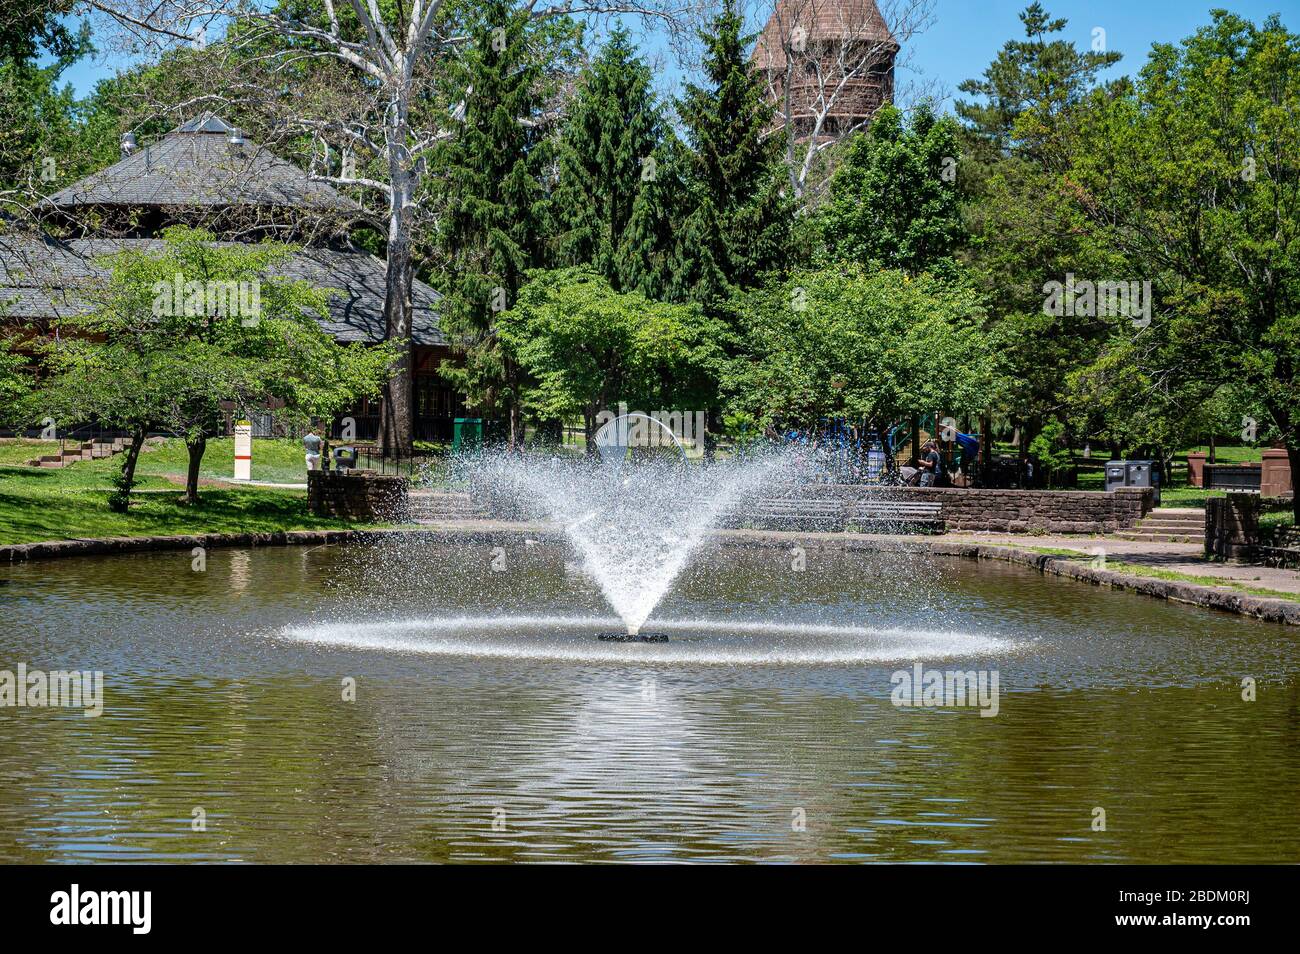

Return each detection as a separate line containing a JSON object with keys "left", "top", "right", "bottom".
{"left": 753, "top": 485, "right": 1154, "bottom": 534}
{"left": 1206, "top": 495, "right": 1258, "bottom": 559}
{"left": 871, "top": 486, "right": 1153, "bottom": 533}
{"left": 308, "top": 471, "right": 409, "bottom": 521}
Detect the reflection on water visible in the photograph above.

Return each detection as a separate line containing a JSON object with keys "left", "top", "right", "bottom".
{"left": 0, "top": 539, "right": 1298, "bottom": 863}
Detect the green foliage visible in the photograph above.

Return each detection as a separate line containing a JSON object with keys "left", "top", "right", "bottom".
{"left": 818, "top": 104, "right": 964, "bottom": 275}
{"left": 725, "top": 266, "right": 998, "bottom": 429}
{"left": 673, "top": 0, "right": 791, "bottom": 303}
{"left": 958, "top": 3, "right": 1129, "bottom": 458}
{"left": 552, "top": 29, "right": 677, "bottom": 296}
{"left": 33, "top": 227, "right": 394, "bottom": 506}
{"left": 956, "top": 1, "right": 1122, "bottom": 161}
{"left": 0, "top": 337, "right": 30, "bottom": 428}
{"left": 1064, "top": 11, "right": 1300, "bottom": 504}
{"left": 498, "top": 267, "right": 722, "bottom": 435}
{"left": 433, "top": 1, "right": 580, "bottom": 418}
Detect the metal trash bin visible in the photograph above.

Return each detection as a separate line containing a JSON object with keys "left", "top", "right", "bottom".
{"left": 332, "top": 446, "right": 357, "bottom": 472}
{"left": 1105, "top": 459, "right": 1161, "bottom": 504}
{"left": 1104, "top": 461, "right": 1128, "bottom": 493}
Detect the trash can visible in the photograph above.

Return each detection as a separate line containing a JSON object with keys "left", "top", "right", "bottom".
{"left": 1126, "top": 459, "right": 1161, "bottom": 505}
{"left": 1104, "top": 461, "right": 1128, "bottom": 493}
{"left": 332, "top": 446, "right": 357, "bottom": 472}
{"left": 453, "top": 417, "right": 483, "bottom": 452}
{"left": 1105, "top": 459, "right": 1161, "bottom": 504}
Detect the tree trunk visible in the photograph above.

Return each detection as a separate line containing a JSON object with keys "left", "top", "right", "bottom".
{"left": 506, "top": 357, "right": 523, "bottom": 451}
{"left": 379, "top": 136, "right": 416, "bottom": 459}
{"left": 181, "top": 434, "right": 206, "bottom": 506}
{"left": 109, "top": 426, "right": 147, "bottom": 513}
{"left": 584, "top": 409, "right": 597, "bottom": 456}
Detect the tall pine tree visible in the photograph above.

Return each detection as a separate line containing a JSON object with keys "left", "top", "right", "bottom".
{"left": 551, "top": 29, "right": 677, "bottom": 296}
{"left": 673, "top": 0, "right": 791, "bottom": 305}
{"left": 435, "top": 1, "right": 576, "bottom": 445}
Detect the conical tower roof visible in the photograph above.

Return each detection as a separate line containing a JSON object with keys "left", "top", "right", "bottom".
{"left": 753, "top": 0, "right": 899, "bottom": 72}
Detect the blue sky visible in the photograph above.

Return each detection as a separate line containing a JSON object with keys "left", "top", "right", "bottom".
{"left": 896, "top": 0, "right": 1293, "bottom": 110}
{"left": 53, "top": 0, "right": 1294, "bottom": 110}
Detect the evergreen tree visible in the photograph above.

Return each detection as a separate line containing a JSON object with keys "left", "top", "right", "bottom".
{"left": 956, "top": 1, "right": 1121, "bottom": 163}
{"left": 616, "top": 129, "right": 687, "bottom": 300}
{"left": 552, "top": 29, "right": 674, "bottom": 295}
{"left": 674, "top": 0, "right": 791, "bottom": 304}
{"left": 434, "top": 2, "right": 576, "bottom": 445}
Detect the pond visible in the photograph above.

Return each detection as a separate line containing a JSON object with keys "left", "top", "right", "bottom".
{"left": 0, "top": 537, "right": 1296, "bottom": 863}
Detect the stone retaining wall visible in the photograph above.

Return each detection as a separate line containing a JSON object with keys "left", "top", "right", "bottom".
{"left": 872, "top": 486, "right": 1153, "bottom": 533}
{"left": 415, "top": 485, "right": 1154, "bottom": 534}
{"left": 741, "top": 485, "right": 1154, "bottom": 533}
{"left": 308, "top": 471, "right": 409, "bottom": 521}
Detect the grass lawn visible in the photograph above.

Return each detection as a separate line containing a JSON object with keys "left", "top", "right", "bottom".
{"left": 137, "top": 437, "right": 313, "bottom": 484}
{"left": 0, "top": 437, "right": 365, "bottom": 546}
{"left": 1102, "top": 560, "right": 1300, "bottom": 603}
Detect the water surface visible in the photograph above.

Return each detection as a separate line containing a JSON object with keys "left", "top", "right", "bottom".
{"left": 0, "top": 539, "right": 1296, "bottom": 863}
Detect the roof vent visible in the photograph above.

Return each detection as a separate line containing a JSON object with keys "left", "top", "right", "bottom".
{"left": 120, "top": 132, "right": 137, "bottom": 156}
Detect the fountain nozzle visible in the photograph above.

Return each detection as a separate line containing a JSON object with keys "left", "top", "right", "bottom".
{"left": 626, "top": 624, "right": 640, "bottom": 638}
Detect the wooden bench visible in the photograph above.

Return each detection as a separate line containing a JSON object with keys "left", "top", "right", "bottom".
{"left": 1256, "top": 545, "right": 1300, "bottom": 569}
{"left": 746, "top": 498, "right": 845, "bottom": 531}
{"left": 849, "top": 500, "right": 945, "bottom": 534}
{"left": 740, "top": 498, "right": 945, "bottom": 534}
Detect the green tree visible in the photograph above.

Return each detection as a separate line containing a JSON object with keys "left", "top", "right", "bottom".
{"left": 956, "top": 1, "right": 1121, "bottom": 162}
{"left": 434, "top": 1, "right": 578, "bottom": 446}
{"left": 673, "top": 0, "right": 791, "bottom": 304}
{"left": 498, "top": 267, "right": 722, "bottom": 448}
{"left": 957, "top": 3, "right": 1126, "bottom": 461}
{"left": 1066, "top": 12, "right": 1300, "bottom": 515}
{"left": 36, "top": 227, "right": 394, "bottom": 509}
{"left": 819, "top": 103, "right": 963, "bottom": 275}
{"left": 725, "top": 266, "right": 998, "bottom": 435}
{"left": 552, "top": 29, "right": 675, "bottom": 295}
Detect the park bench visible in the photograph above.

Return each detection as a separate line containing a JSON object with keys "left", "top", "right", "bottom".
{"left": 1255, "top": 546, "right": 1300, "bottom": 568}
{"left": 849, "top": 500, "right": 945, "bottom": 534}
{"left": 741, "top": 498, "right": 945, "bottom": 534}
{"left": 746, "top": 498, "right": 845, "bottom": 531}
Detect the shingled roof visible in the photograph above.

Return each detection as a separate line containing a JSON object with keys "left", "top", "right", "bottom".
{"left": 752, "top": 0, "right": 899, "bottom": 73}
{"left": 0, "top": 235, "right": 444, "bottom": 346}
{"left": 46, "top": 113, "right": 359, "bottom": 214}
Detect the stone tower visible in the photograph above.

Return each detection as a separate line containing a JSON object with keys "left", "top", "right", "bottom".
{"left": 753, "top": 0, "right": 899, "bottom": 141}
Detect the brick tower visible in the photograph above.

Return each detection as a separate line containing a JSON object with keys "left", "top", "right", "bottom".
{"left": 753, "top": 0, "right": 899, "bottom": 141}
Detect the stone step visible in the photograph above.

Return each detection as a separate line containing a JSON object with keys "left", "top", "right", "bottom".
{"left": 1140, "top": 516, "right": 1205, "bottom": 528}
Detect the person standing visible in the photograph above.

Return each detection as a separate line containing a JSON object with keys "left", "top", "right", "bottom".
{"left": 303, "top": 427, "right": 324, "bottom": 472}
{"left": 918, "top": 440, "right": 943, "bottom": 487}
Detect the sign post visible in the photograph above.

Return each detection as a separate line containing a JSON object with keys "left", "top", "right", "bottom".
{"left": 234, "top": 421, "right": 252, "bottom": 481}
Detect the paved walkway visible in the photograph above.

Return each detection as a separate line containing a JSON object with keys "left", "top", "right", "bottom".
{"left": 946, "top": 532, "right": 1300, "bottom": 595}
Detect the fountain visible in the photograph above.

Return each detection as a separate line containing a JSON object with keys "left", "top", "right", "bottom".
{"left": 281, "top": 424, "right": 1016, "bottom": 668}
{"left": 462, "top": 425, "right": 789, "bottom": 639}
